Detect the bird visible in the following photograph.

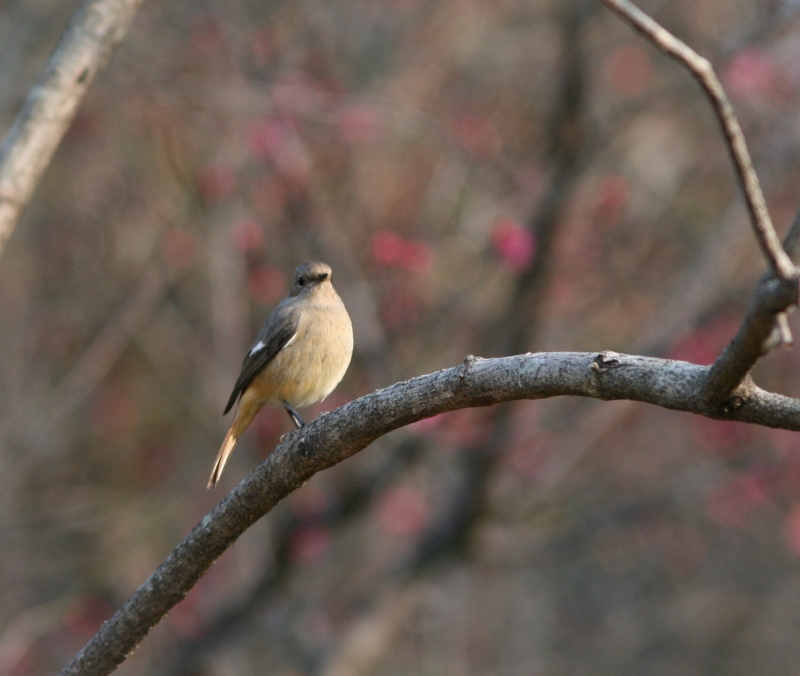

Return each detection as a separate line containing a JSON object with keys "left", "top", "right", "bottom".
{"left": 208, "top": 261, "right": 353, "bottom": 488}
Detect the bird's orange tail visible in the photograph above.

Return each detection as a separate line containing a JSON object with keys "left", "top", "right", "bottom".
{"left": 208, "top": 425, "right": 239, "bottom": 489}
{"left": 208, "top": 391, "right": 263, "bottom": 489}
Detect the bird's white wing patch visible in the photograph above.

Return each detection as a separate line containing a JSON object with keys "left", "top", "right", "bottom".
{"left": 281, "top": 332, "right": 298, "bottom": 350}
{"left": 248, "top": 340, "right": 266, "bottom": 356}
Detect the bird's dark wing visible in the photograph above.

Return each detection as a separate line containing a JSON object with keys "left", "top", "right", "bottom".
{"left": 223, "top": 305, "right": 301, "bottom": 414}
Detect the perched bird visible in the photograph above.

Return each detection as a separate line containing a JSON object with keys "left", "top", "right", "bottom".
{"left": 208, "top": 261, "right": 353, "bottom": 488}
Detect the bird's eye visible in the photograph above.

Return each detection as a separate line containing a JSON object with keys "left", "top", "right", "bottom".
{"left": 297, "top": 276, "right": 306, "bottom": 287}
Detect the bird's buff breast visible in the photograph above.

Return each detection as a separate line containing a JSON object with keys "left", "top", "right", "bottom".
{"left": 253, "top": 301, "right": 353, "bottom": 408}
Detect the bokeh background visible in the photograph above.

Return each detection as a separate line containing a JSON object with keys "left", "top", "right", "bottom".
{"left": 3, "top": 0, "right": 800, "bottom": 673}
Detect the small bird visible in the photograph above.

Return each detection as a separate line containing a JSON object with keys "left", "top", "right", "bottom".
{"left": 208, "top": 261, "right": 353, "bottom": 488}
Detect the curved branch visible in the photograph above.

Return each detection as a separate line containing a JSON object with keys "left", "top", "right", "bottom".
{"left": 599, "top": 0, "right": 796, "bottom": 283}
{"left": 61, "top": 351, "right": 800, "bottom": 675}
{"left": 0, "top": 0, "right": 144, "bottom": 257}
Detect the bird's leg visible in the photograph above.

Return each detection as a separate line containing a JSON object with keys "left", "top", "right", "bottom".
{"left": 282, "top": 400, "right": 306, "bottom": 428}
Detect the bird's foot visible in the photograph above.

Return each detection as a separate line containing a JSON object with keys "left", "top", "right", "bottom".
{"left": 282, "top": 400, "right": 307, "bottom": 429}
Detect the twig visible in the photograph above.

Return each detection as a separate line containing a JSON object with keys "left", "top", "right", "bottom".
{"left": 703, "top": 210, "right": 800, "bottom": 405}
{"left": 599, "top": 0, "right": 796, "bottom": 283}
{"left": 0, "top": 0, "right": 144, "bottom": 257}
{"left": 60, "top": 351, "right": 800, "bottom": 675}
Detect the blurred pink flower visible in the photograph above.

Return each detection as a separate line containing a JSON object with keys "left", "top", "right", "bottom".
{"left": 593, "top": 174, "right": 629, "bottom": 224}
{"left": 407, "top": 414, "right": 444, "bottom": 436}
{"left": 504, "top": 439, "right": 553, "bottom": 480}
{"left": 272, "top": 71, "right": 330, "bottom": 115}
{"left": 246, "top": 117, "right": 311, "bottom": 187}
{"left": 337, "top": 103, "right": 383, "bottom": 143}
{"left": 605, "top": 43, "right": 653, "bottom": 96}
{"left": 371, "top": 230, "right": 404, "bottom": 266}
{"left": 667, "top": 316, "right": 741, "bottom": 366}
{"left": 64, "top": 595, "right": 113, "bottom": 639}
{"left": 377, "top": 487, "right": 430, "bottom": 537}
{"left": 370, "top": 230, "right": 432, "bottom": 273}
{"left": 724, "top": 49, "right": 775, "bottom": 99}
{"left": 162, "top": 228, "right": 198, "bottom": 269}
{"left": 196, "top": 163, "right": 236, "bottom": 202}
{"left": 289, "top": 525, "right": 331, "bottom": 564}
{"left": 230, "top": 219, "right": 265, "bottom": 252}
{"left": 692, "top": 417, "right": 754, "bottom": 454}
{"left": 379, "top": 286, "right": 423, "bottom": 332}
{"left": 491, "top": 218, "right": 535, "bottom": 271}
{"left": 247, "top": 265, "right": 286, "bottom": 306}
{"left": 706, "top": 472, "right": 771, "bottom": 529}
{"left": 246, "top": 118, "right": 296, "bottom": 161}
{"left": 450, "top": 112, "right": 502, "bottom": 160}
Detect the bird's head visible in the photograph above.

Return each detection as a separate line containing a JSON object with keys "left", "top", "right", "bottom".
{"left": 289, "top": 261, "right": 334, "bottom": 297}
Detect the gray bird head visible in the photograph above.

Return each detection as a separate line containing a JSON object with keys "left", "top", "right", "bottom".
{"left": 289, "top": 261, "right": 334, "bottom": 297}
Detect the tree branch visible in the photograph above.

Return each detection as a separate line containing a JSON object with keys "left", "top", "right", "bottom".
{"left": 599, "top": 0, "right": 796, "bottom": 283}
{"left": 0, "top": 0, "right": 144, "bottom": 257}
{"left": 702, "top": 210, "right": 800, "bottom": 405}
{"left": 61, "top": 351, "right": 800, "bottom": 675}
{"left": 600, "top": 0, "right": 800, "bottom": 404}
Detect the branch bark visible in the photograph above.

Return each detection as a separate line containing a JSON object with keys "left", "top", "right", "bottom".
{"left": 0, "top": 0, "right": 145, "bottom": 257}
{"left": 61, "top": 351, "right": 800, "bottom": 675}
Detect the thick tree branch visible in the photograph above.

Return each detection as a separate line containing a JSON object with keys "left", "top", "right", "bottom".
{"left": 61, "top": 351, "right": 800, "bottom": 675}
{"left": 599, "top": 0, "right": 796, "bottom": 283}
{"left": 703, "top": 211, "right": 800, "bottom": 405}
{"left": 0, "top": 0, "right": 144, "bottom": 257}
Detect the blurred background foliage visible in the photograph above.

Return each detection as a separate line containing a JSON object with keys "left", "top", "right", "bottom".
{"left": 3, "top": 0, "right": 800, "bottom": 673}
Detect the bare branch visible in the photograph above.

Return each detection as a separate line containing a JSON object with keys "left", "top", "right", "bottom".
{"left": 61, "top": 351, "right": 800, "bottom": 675}
{"left": 599, "top": 0, "right": 797, "bottom": 283}
{"left": 0, "top": 0, "right": 145, "bottom": 257}
{"left": 703, "top": 210, "right": 800, "bottom": 404}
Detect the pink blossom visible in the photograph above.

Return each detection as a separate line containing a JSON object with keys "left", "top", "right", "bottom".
{"left": 692, "top": 417, "right": 754, "bottom": 454}
{"left": 246, "top": 118, "right": 296, "bottom": 161}
{"left": 289, "top": 525, "right": 331, "bottom": 564}
{"left": 196, "top": 163, "right": 236, "bottom": 202}
{"left": 247, "top": 266, "right": 286, "bottom": 306}
{"left": 408, "top": 414, "right": 444, "bottom": 436}
{"left": 379, "top": 286, "right": 423, "bottom": 332}
{"left": 230, "top": 219, "right": 264, "bottom": 252}
{"left": 377, "top": 487, "right": 429, "bottom": 537}
{"left": 64, "top": 596, "right": 113, "bottom": 638}
{"left": 667, "top": 316, "right": 742, "bottom": 366}
{"left": 449, "top": 112, "right": 502, "bottom": 160}
{"left": 272, "top": 71, "right": 330, "bottom": 115}
{"left": 371, "top": 230, "right": 405, "bottom": 266}
{"left": 724, "top": 49, "right": 775, "bottom": 99}
{"left": 706, "top": 473, "right": 771, "bottom": 528}
{"left": 491, "top": 218, "right": 535, "bottom": 271}
{"left": 337, "top": 103, "right": 383, "bottom": 143}
{"left": 370, "top": 230, "right": 432, "bottom": 273}
{"left": 593, "top": 175, "right": 629, "bottom": 224}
